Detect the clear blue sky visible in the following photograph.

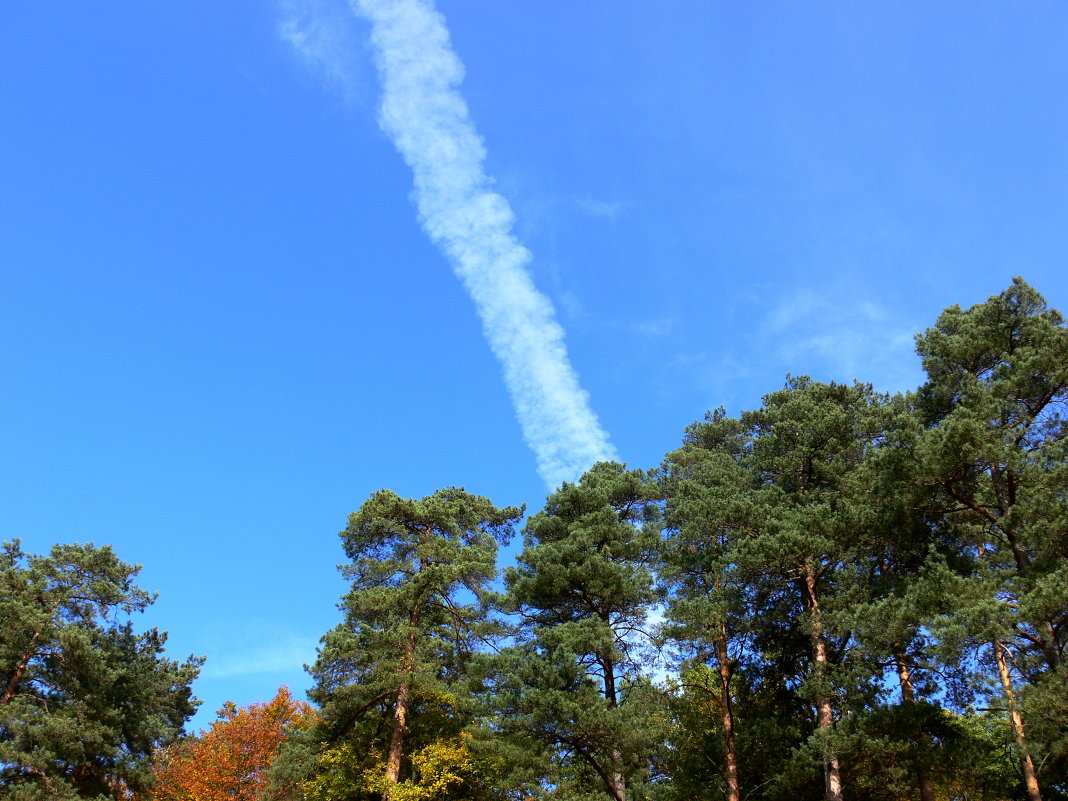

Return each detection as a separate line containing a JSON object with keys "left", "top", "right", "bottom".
{"left": 3, "top": 0, "right": 1066, "bottom": 728}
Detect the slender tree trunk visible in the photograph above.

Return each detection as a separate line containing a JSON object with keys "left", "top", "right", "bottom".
{"left": 801, "top": 565, "right": 844, "bottom": 801}
{"left": 385, "top": 606, "right": 422, "bottom": 792}
{"left": 972, "top": 539, "right": 1045, "bottom": 801}
{"left": 1, "top": 630, "right": 41, "bottom": 705}
{"left": 607, "top": 754, "right": 626, "bottom": 801}
{"left": 715, "top": 628, "right": 741, "bottom": 801}
{"left": 603, "top": 657, "right": 627, "bottom": 801}
{"left": 714, "top": 620, "right": 741, "bottom": 801}
{"left": 893, "top": 642, "right": 935, "bottom": 801}
{"left": 385, "top": 676, "right": 410, "bottom": 787}
{"left": 993, "top": 639, "right": 1043, "bottom": 801}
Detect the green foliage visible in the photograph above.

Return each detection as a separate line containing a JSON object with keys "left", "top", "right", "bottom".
{"left": 278, "top": 278, "right": 1066, "bottom": 801}
{"left": 314, "top": 487, "right": 519, "bottom": 702}
{"left": 914, "top": 278, "right": 1068, "bottom": 794}
{"left": 658, "top": 408, "right": 755, "bottom": 651}
{"left": 658, "top": 663, "right": 819, "bottom": 801}
{"left": 653, "top": 276, "right": 1068, "bottom": 801}
{"left": 486, "top": 463, "right": 667, "bottom": 801}
{"left": 0, "top": 540, "right": 201, "bottom": 800}
{"left": 288, "top": 487, "right": 522, "bottom": 799}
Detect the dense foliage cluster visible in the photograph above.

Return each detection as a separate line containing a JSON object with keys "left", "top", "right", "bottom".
{"left": 3, "top": 278, "right": 1065, "bottom": 801}
{"left": 0, "top": 542, "right": 201, "bottom": 800}
{"left": 148, "top": 687, "right": 314, "bottom": 801}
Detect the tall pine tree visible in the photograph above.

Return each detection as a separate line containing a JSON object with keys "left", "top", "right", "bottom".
{"left": 0, "top": 541, "right": 201, "bottom": 800}
{"left": 492, "top": 463, "right": 664, "bottom": 801}
{"left": 301, "top": 488, "right": 521, "bottom": 801}
{"left": 658, "top": 410, "right": 756, "bottom": 801}
{"left": 914, "top": 278, "right": 1068, "bottom": 801}
{"left": 731, "top": 377, "right": 889, "bottom": 801}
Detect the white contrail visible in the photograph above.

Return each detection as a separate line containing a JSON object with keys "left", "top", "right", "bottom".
{"left": 320, "top": 0, "right": 617, "bottom": 487}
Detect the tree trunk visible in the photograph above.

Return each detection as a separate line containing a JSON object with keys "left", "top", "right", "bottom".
{"left": 802, "top": 565, "right": 844, "bottom": 801}
{"left": 993, "top": 639, "right": 1043, "bottom": 801}
{"left": 602, "top": 656, "right": 627, "bottom": 801}
{"left": 714, "top": 620, "right": 741, "bottom": 801}
{"left": 385, "top": 606, "right": 422, "bottom": 793}
{"left": 893, "top": 642, "right": 935, "bottom": 801}
{"left": 1, "top": 629, "right": 41, "bottom": 705}
{"left": 607, "top": 755, "right": 626, "bottom": 801}
{"left": 385, "top": 676, "right": 410, "bottom": 788}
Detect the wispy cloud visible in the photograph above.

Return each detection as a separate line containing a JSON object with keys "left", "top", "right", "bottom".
{"left": 201, "top": 630, "right": 319, "bottom": 679}
{"left": 574, "top": 196, "right": 627, "bottom": 221}
{"left": 283, "top": 0, "right": 618, "bottom": 487}
{"left": 277, "top": 0, "right": 367, "bottom": 104}
{"left": 761, "top": 289, "right": 922, "bottom": 392}
{"left": 633, "top": 315, "right": 675, "bottom": 339}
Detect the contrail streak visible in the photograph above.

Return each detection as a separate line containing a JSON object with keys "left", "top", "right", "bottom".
{"left": 346, "top": 0, "right": 617, "bottom": 487}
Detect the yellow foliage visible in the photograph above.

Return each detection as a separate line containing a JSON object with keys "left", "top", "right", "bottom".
{"left": 303, "top": 734, "right": 484, "bottom": 801}
{"left": 361, "top": 736, "right": 474, "bottom": 801}
{"left": 301, "top": 741, "right": 377, "bottom": 801}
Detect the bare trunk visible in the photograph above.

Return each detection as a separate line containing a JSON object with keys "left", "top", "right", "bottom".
{"left": 714, "top": 620, "right": 741, "bottom": 801}
{"left": 994, "top": 639, "right": 1042, "bottom": 801}
{"left": 892, "top": 643, "right": 914, "bottom": 704}
{"left": 1, "top": 630, "right": 41, "bottom": 705}
{"left": 385, "top": 607, "right": 421, "bottom": 793}
{"left": 385, "top": 676, "right": 410, "bottom": 788}
{"left": 893, "top": 643, "right": 935, "bottom": 801}
{"left": 603, "top": 656, "right": 626, "bottom": 801}
{"left": 802, "top": 565, "right": 844, "bottom": 801}
{"left": 607, "top": 758, "right": 626, "bottom": 801}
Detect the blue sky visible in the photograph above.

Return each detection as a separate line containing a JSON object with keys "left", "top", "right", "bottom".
{"left": 3, "top": 0, "right": 1066, "bottom": 728}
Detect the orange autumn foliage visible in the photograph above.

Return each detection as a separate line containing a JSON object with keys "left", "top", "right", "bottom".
{"left": 147, "top": 686, "right": 314, "bottom": 801}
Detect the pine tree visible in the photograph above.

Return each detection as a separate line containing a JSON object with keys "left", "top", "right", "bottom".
{"left": 302, "top": 487, "right": 521, "bottom": 801}
{"left": 0, "top": 540, "right": 201, "bottom": 800}
{"left": 492, "top": 462, "right": 665, "bottom": 801}
{"left": 824, "top": 391, "right": 957, "bottom": 801}
{"left": 658, "top": 410, "right": 755, "bottom": 801}
{"left": 914, "top": 278, "right": 1068, "bottom": 801}
{"left": 730, "top": 377, "right": 890, "bottom": 801}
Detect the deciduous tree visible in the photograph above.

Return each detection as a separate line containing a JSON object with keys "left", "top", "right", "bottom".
{"left": 148, "top": 686, "right": 313, "bottom": 801}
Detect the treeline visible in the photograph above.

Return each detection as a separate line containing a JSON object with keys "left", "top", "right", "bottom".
{"left": 206, "top": 278, "right": 1068, "bottom": 801}
{"left": 2, "top": 278, "right": 1065, "bottom": 801}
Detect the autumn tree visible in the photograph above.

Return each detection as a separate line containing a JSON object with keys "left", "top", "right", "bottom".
{"left": 148, "top": 687, "right": 313, "bottom": 801}
{"left": 0, "top": 540, "right": 201, "bottom": 801}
